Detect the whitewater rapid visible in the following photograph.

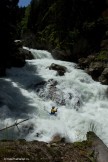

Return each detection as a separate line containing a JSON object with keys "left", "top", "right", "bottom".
{"left": 0, "top": 47, "right": 108, "bottom": 146}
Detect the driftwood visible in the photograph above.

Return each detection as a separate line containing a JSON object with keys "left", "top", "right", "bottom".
{"left": 0, "top": 118, "right": 29, "bottom": 132}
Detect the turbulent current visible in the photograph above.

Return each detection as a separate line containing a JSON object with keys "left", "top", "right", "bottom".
{"left": 0, "top": 47, "right": 108, "bottom": 146}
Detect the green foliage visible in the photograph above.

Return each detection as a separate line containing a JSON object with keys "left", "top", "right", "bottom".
{"left": 20, "top": 0, "right": 107, "bottom": 58}
{"left": 74, "top": 140, "right": 97, "bottom": 162}
{"left": 95, "top": 50, "right": 108, "bottom": 61}
{"left": 21, "top": 5, "right": 31, "bottom": 33}
{"left": 74, "top": 140, "right": 92, "bottom": 149}
{"left": 37, "top": 24, "right": 61, "bottom": 48}
{"left": 16, "top": 7, "right": 26, "bottom": 38}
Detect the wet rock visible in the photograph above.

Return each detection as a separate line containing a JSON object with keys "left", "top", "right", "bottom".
{"left": 19, "top": 48, "right": 34, "bottom": 60}
{"left": 8, "top": 42, "right": 34, "bottom": 68}
{"left": 31, "top": 79, "right": 81, "bottom": 109}
{"left": 99, "top": 67, "right": 108, "bottom": 85}
{"left": 14, "top": 40, "right": 23, "bottom": 48}
{"left": 21, "top": 123, "right": 34, "bottom": 136}
{"left": 32, "top": 79, "right": 76, "bottom": 106}
{"left": 78, "top": 52, "right": 108, "bottom": 85}
{"left": 87, "top": 62, "right": 105, "bottom": 80}
{"left": 50, "top": 134, "right": 66, "bottom": 143}
{"left": 32, "top": 81, "right": 46, "bottom": 92}
{"left": 34, "top": 79, "right": 65, "bottom": 105}
{"left": 78, "top": 55, "right": 95, "bottom": 69}
{"left": 51, "top": 49, "right": 71, "bottom": 61}
{"left": 49, "top": 63, "right": 67, "bottom": 76}
{"left": 78, "top": 57, "right": 88, "bottom": 69}
{"left": 36, "top": 133, "right": 40, "bottom": 137}
{"left": 47, "top": 79, "right": 58, "bottom": 86}
{"left": 105, "top": 88, "right": 108, "bottom": 98}
{"left": 101, "top": 67, "right": 108, "bottom": 78}
{"left": 34, "top": 81, "right": 46, "bottom": 87}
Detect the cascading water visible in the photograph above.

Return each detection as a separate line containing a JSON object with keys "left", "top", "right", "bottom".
{"left": 0, "top": 47, "right": 108, "bottom": 146}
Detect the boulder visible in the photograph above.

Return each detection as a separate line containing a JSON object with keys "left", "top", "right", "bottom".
{"left": 10, "top": 52, "right": 26, "bottom": 67}
{"left": 19, "top": 48, "right": 34, "bottom": 60}
{"left": 78, "top": 55, "right": 95, "bottom": 69}
{"left": 87, "top": 131, "right": 108, "bottom": 162}
{"left": 10, "top": 48, "right": 34, "bottom": 68}
{"left": 50, "top": 134, "right": 66, "bottom": 143}
{"left": 31, "top": 79, "right": 78, "bottom": 107}
{"left": 51, "top": 49, "right": 71, "bottom": 61}
{"left": 49, "top": 63, "right": 67, "bottom": 76}
{"left": 87, "top": 62, "right": 105, "bottom": 80}
{"left": 14, "top": 40, "right": 23, "bottom": 48}
{"left": 99, "top": 67, "right": 108, "bottom": 85}
{"left": 101, "top": 67, "right": 108, "bottom": 78}
{"left": 78, "top": 52, "right": 108, "bottom": 84}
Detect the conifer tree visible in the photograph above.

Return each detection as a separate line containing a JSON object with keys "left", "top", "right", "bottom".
{"left": 0, "top": 0, "right": 19, "bottom": 67}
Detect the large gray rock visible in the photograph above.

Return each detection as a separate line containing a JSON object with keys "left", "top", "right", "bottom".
{"left": 87, "top": 132, "right": 108, "bottom": 162}
{"left": 51, "top": 49, "right": 71, "bottom": 61}
{"left": 31, "top": 79, "right": 80, "bottom": 109}
{"left": 14, "top": 40, "right": 23, "bottom": 48}
{"left": 87, "top": 62, "right": 105, "bottom": 80}
{"left": 49, "top": 63, "right": 67, "bottom": 76}
{"left": 99, "top": 67, "right": 108, "bottom": 85}
{"left": 19, "top": 48, "right": 34, "bottom": 60}
{"left": 78, "top": 53, "right": 108, "bottom": 85}
{"left": 78, "top": 55, "right": 95, "bottom": 69}
{"left": 9, "top": 47, "right": 34, "bottom": 68}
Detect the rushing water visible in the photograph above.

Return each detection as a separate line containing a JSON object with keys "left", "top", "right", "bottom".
{"left": 0, "top": 47, "right": 108, "bottom": 145}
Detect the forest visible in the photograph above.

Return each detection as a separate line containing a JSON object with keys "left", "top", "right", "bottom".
{"left": 0, "top": 0, "right": 108, "bottom": 74}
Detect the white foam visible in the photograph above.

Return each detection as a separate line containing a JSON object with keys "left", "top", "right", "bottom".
{"left": 0, "top": 49, "right": 107, "bottom": 146}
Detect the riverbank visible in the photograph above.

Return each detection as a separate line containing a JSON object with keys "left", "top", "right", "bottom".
{"left": 0, "top": 140, "right": 92, "bottom": 161}
{"left": 0, "top": 131, "right": 108, "bottom": 162}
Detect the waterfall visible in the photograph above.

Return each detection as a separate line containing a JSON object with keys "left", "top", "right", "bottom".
{"left": 23, "top": 47, "right": 53, "bottom": 59}
{"left": 0, "top": 48, "right": 108, "bottom": 146}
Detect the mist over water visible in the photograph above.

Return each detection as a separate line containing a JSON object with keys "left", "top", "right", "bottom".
{"left": 0, "top": 48, "right": 108, "bottom": 145}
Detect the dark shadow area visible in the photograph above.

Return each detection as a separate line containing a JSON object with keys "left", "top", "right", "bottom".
{"left": 5, "top": 60, "right": 45, "bottom": 90}
{"left": 0, "top": 60, "right": 43, "bottom": 119}
{"left": 0, "top": 61, "right": 45, "bottom": 139}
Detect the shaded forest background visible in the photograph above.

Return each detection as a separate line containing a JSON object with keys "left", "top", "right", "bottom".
{"left": 0, "top": 0, "right": 108, "bottom": 75}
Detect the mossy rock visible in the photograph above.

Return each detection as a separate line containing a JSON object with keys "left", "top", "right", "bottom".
{"left": 73, "top": 137, "right": 97, "bottom": 162}
{"left": 73, "top": 140, "right": 92, "bottom": 149}
{"left": 95, "top": 50, "right": 108, "bottom": 61}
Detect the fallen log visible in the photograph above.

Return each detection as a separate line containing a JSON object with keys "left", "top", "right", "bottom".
{"left": 0, "top": 118, "right": 29, "bottom": 132}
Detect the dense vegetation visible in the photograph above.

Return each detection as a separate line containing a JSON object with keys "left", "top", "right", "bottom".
{"left": 21, "top": 0, "right": 108, "bottom": 61}
{"left": 0, "top": 0, "right": 108, "bottom": 75}
{"left": 0, "top": 0, "right": 19, "bottom": 69}
{"left": 0, "top": 0, "right": 27, "bottom": 75}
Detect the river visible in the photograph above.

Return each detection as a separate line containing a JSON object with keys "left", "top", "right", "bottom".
{"left": 0, "top": 47, "right": 108, "bottom": 146}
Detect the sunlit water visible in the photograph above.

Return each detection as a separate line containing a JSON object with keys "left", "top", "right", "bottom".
{"left": 0, "top": 47, "right": 108, "bottom": 145}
